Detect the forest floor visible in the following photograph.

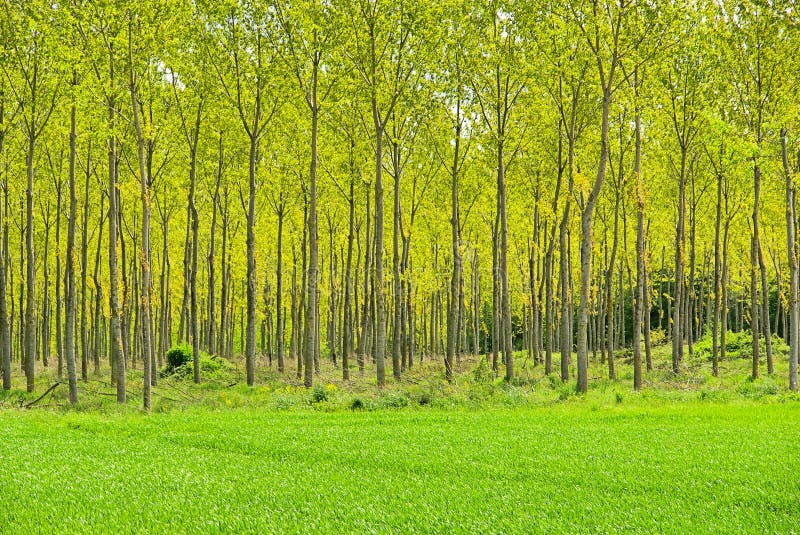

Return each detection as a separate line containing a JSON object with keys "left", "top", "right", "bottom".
{"left": 1, "top": 335, "right": 799, "bottom": 532}
{"left": 1, "top": 330, "right": 798, "bottom": 412}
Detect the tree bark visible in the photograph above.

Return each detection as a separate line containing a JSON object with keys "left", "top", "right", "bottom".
{"left": 107, "top": 66, "right": 126, "bottom": 403}
{"left": 275, "top": 202, "right": 285, "bottom": 373}
{"left": 342, "top": 165, "right": 355, "bottom": 380}
{"left": 129, "top": 29, "right": 152, "bottom": 410}
{"left": 751, "top": 163, "right": 761, "bottom": 379}
{"left": 208, "top": 133, "right": 223, "bottom": 357}
{"left": 781, "top": 129, "right": 798, "bottom": 391}
{"left": 633, "top": 74, "right": 645, "bottom": 390}
{"left": 577, "top": 81, "right": 613, "bottom": 394}
{"left": 391, "top": 139, "right": 403, "bottom": 381}
{"left": 64, "top": 70, "right": 79, "bottom": 404}
{"left": 303, "top": 57, "right": 320, "bottom": 389}
{"left": 446, "top": 94, "right": 462, "bottom": 382}
{"left": 24, "top": 102, "right": 36, "bottom": 393}
{"left": 712, "top": 157, "right": 723, "bottom": 377}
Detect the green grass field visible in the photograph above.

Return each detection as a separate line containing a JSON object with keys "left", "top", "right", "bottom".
{"left": 1, "top": 403, "right": 799, "bottom": 533}
{"left": 2, "top": 335, "right": 800, "bottom": 533}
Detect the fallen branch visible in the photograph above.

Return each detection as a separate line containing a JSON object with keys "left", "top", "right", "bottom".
{"left": 80, "top": 386, "right": 117, "bottom": 398}
{"left": 24, "top": 382, "right": 62, "bottom": 409}
{"left": 162, "top": 381, "right": 199, "bottom": 401}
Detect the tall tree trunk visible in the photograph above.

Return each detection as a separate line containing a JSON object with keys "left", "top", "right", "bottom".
{"left": 492, "top": 216, "right": 500, "bottom": 372}
{"left": 208, "top": 133, "right": 223, "bottom": 356}
{"left": 327, "top": 216, "right": 337, "bottom": 369}
{"left": 391, "top": 141, "right": 403, "bottom": 381}
{"left": 497, "top": 137, "right": 514, "bottom": 381}
{"left": 372, "top": 123, "right": 386, "bottom": 387}
{"left": 24, "top": 109, "right": 36, "bottom": 393}
{"left": 712, "top": 159, "right": 723, "bottom": 377}
{"left": 219, "top": 188, "right": 230, "bottom": 360}
{"left": 633, "top": 76, "right": 645, "bottom": 390}
{"left": 189, "top": 143, "right": 201, "bottom": 384}
{"left": 751, "top": 163, "right": 761, "bottom": 379}
{"left": 245, "top": 130, "right": 258, "bottom": 386}
{"left": 357, "top": 188, "right": 371, "bottom": 375}
{"left": 605, "top": 178, "right": 621, "bottom": 380}
{"left": 80, "top": 142, "right": 91, "bottom": 380}
{"left": 721, "top": 211, "right": 731, "bottom": 363}
{"left": 129, "top": 34, "right": 152, "bottom": 409}
{"left": 759, "top": 242, "right": 773, "bottom": 374}
{"left": 559, "top": 147, "right": 574, "bottom": 382}
{"left": 55, "top": 184, "right": 63, "bottom": 380}
{"left": 291, "top": 242, "right": 300, "bottom": 379}
{"left": 687, "top": 172, "right": 697, "bottom": 356}
{"left": 672, "top": 150, "right": 687, "bottom": 375}
{"left": 342, "top": 171, "right": 355, "bottom": 380}
{"left": 446, "top": 102, "right": 462, "bottom": 382}
{"left": 92, "top": 195, "right": 105, "bottom": 375}
{"left": 472, "top": 248, "right": 480, "bottom": 358}
{"left": 0, "top": 180, "right": 8, "bottom": 390}
{"left": 42, "top": 206, "right": 51, "bottom": 371}
{"left": 404, "top": 235, "right": 414, "bottom": 369}
{"left": 118, "top": 197, "right": 130, "bottom": 371}
{"left": 303, "top": 60, "right": 320, "bottom": 389}
{"left": 64, "top": 70, "right": 79, "bottom": 404}
{"left": 107, "top": 77, "right": 126, "bottom": 402}
{"left": 275, "top": 203, "right": 285, "bottom": 373}
{"left": 158, "top": 207, "right": 170, "bottom": 367}
{"left": 179, "top": 212, "right": 190, "bottom": 343}
{"left": 781, "top": 129, "right": 798, "bottom": 391}
{"left": 577, "top": 83, "right": 613, "bottom": 394}
{"left": 0, "top": 96, "right": 8, "bottom": 390}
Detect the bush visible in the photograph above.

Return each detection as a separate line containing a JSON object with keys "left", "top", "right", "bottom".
{"left": 273, "top": 394, "right": 298, "bottom": 410}
{"left": 547, "top": 374, "right": 561, "bottom": 389}
{"left": 649, "top": 328, "right": 668, "bottom": 347}
{"left": 200, "top": 354, "right": 231, "bottom": 374}
{"left": 693, "top": 330, "right": 789, "bottom": 361}
{"left": 165, "top": 344, "right": 192, "bottom": 371}
{"left": 310, "top": 386, "right": 328, "bottom": 403}
{"left": 162, "top": 345, "right": 233, "bottom": 379}
{"left": 736, "top": 378, "right": 779, "bottom": 399}
{"left": 557, "top": 383, "right": 575, "bottom": 401}
{"left": 377, "top": 392, "right": 409, "bottom": 409}
{"left": 472, "top": 358, "right": 492, "bottom": 383}
{"left": 417, "top": 391, "right": 432, "bottom": 406}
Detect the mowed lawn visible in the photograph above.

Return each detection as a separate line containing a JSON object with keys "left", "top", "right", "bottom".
{"left": 1, "top": 404, "right": 799, "bottom": 533}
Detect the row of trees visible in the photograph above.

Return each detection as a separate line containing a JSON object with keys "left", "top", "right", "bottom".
{"left": 1, "top": 0, "right": 799, "bottom": 411}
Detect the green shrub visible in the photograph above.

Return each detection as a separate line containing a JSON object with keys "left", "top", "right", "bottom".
{"left": 557, "top": 383, "right": 575, "bottom": 401}
{"left": 694, "top": 330, "right": 789, "bottom": 361}
{"left": 698, "top": 389, "right": 730, "bottom": 402}
{"left": 417, "top": 391, "right": 432, "bottom": 406}
{"left": 377, "top": 392, "right": 409, "bottom": 409}
{"left": 162, "top": 345, "right": 233, "bottom": 379}
{"left": 736, "top": 378, "right": 779, "bottom": 399}
{"left": 166, "top": 344, "right": 192, "bottom": 371}
{"left": 472, "top": 358, "right": 492, "bottom": 383}
{"left": 310, "top": 386, "right": 327, "bottom": 403}
{"left": 649, "top": 328, "right": 668, "bottom": 346}
{"left": 273, "top": 394, "right": 297, "bottom": 410}
{"left": 350, "top": 397, "right": 366, "bottom": 411}
{"left": 199, "top": 354, "right": 233, "bottom": 374}
{"left": 547, "top": 374, "right": 561, "bottom": 389}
